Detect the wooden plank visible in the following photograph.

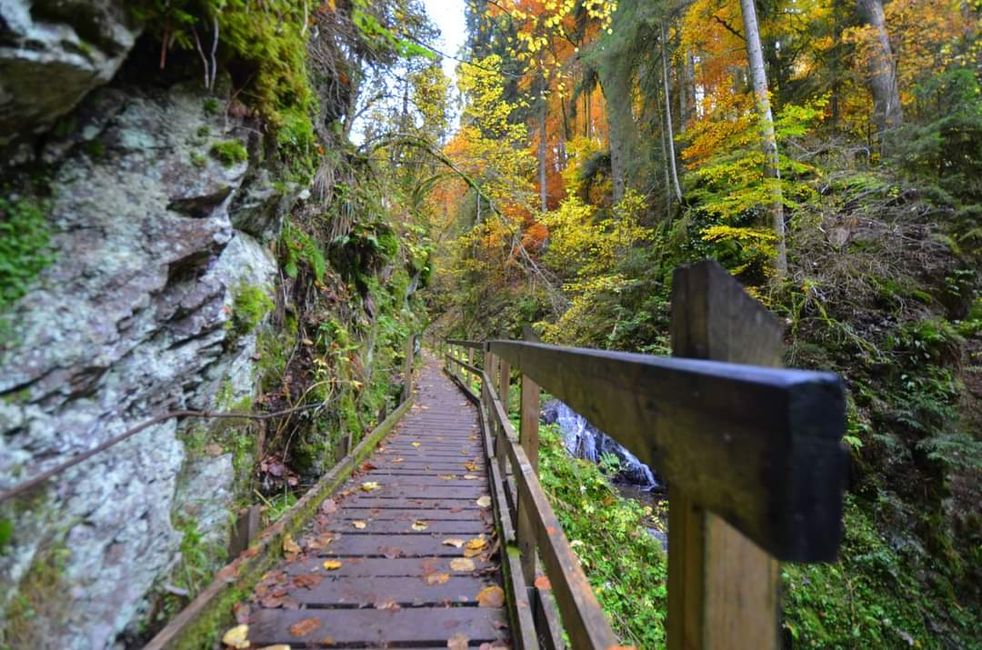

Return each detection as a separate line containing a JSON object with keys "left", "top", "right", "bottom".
{"left": 504, "top": 437, "right": 619, "bottom": 648}
{"left": 249, "top": 606, "right": 508, "bottom": 647}
{"left": 667, "top": 259, "right": 783, "bottom": 650}
{"left": 285, "top": 575, "right": 495, "bottom": 606}
{"left": 325, "top": 519, "right": 486, "bottom": 534}
{"left": 286, "top": 555, "right": 494, "bottom": 577}
{"left": 342, "top": 497, "right": 487, "bottom": 511}
{"left": 340, "top": 484, "right": 485, "bottom": 499}
{"left": 488, "top": 293, "right": 847, "bottom": 560}
{"left": 335, "top": 507, "right": 486, "bottom": 521}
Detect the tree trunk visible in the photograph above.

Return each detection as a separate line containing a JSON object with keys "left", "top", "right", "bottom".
{"left": 856, "top": 0, "right": 903, "bottom": 143}
{"left": 661, "top": 23, "right": 683, "bottom": 206}
{"left": 538, "top": 73, "right": 548, "bottom": 212}
{"left": 598, "top": 62, "right": 641, "bottom": 203}
{"left": 739, "top": 0, "right": 787, "bottom": 276}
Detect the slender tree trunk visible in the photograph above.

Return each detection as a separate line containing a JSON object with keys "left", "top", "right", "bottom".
{"left": 739, "top": 0, "right": 787, "bottom": 276}
{"left": 661, "top": 23, "right": 683, "bottom": 206}
{"left": 856, "top": 0, "right": 903, "bottom": 145}
{"left": 538, "top": 73, "right": 548, "bottom": 212}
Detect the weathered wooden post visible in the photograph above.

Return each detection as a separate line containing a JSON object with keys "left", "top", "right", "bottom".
{"left": 667, "top": 261, "right": 783, "bottom": 650}
{"left": 402, "top": 333, "right": 414, "bottom": 404}
{"left": 517, "top": 370, "right": 540, "bottom": 583}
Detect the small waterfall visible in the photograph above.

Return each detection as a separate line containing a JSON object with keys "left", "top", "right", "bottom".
{"left": 542, "top": 400, "right": 661, "bottom": 492}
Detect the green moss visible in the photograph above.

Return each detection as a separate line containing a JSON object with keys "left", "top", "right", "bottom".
{"left": 202, "top": 98, "right": 221, "bottom": 115}
{"left": 190, "top": 151, "right": 207, "bottom": 168}
{"left": 228, "top": 283, "right": 274, "bottom": 340}
{"left": 0, "top": 196, "right": 53, "bottom": 312}
{"left": 5, "top": 540, "right": 71, "bottom": 647}
{"left": 209, "top": 140, "right": 248, "bottom": 167}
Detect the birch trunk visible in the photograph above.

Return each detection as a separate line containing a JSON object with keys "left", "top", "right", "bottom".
{"left": 739, "top": 0, "right": 787, "bottom": 276}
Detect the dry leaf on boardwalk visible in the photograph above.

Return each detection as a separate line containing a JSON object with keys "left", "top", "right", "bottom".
{"left": 288, "top": 617, "right": 321, "bottom": 637}
{"left": 360, "top": 481, "right": 381, "bottom": 492}
{"left": 282, "top": 534, "right": 301, "bottom": 556}
{"left": 463, "top": 474, "right": 479, "bottom": 480}
{"left": 411, "top": 441, "right": 422, "bottom": 448}
{"left": 448, "top": 633, "right": 470, "bottom": 649}
{"left": 465, "top": 537, "right": 487, "bottom": 551}
{"left": 464, "top": 462, "right": 478, "bottom": 472}
{"left": 534, "top": 575, "right": 552, "bottom": 590}
{"left": 352, "top": 520, "right": 367, "bottom": 529}
{"left": 476, "top": 496, "right": 492, "bottom": 508}
{"left": 322, "top": 560, "right": 342, "bottom": 570}
{"left": 450, "top": 558, "right": 475, "bottom": 572}
{"left": 477, "top": 585, "right": 505, "bottom": 608}
{"left": 222, "top": 624, "right": 250, "bottom": 649}
{"left": 439, "top": 474, "right": 456, "bottom": 480}
{"left": 380, "top": 546, "right": 404, "bottom": 559}
{"left": 293, "top": 573, "right": 324, "bottom": 589}
{"left": 425, "top": 572, "right": 450, "bottom": 585}
{"left": 411, "top": 520, "right": 428, "bottom": 531}
{"left": 307, "top": 532, "right": 334, "bottom": 550}
{"left": 442, "top": 538, "right": 465, "bottom": 548}
{"left": 374, "top": 598, "right": 400, "bottom": 610}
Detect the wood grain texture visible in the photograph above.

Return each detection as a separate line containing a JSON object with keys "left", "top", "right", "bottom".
{"left": 667, "top": 259, "right": 786, "bottom": 650}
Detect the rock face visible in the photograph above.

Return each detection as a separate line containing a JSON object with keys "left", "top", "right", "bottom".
{"left": 0, "top": 82, "right": 280, "bottom": 647}
{"left": 0, "top": 0, "right": 140, "bottom": 147}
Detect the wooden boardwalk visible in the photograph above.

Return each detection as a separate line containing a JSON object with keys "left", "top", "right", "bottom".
{"left": 245, "top": 357, "right": 511, "bottom": 648}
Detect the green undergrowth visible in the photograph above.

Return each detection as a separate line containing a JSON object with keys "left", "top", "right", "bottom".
{"left": 535, "top": 423, "right": 668, "bottom": 648}
{"left": 782, "top": 496, "right": 979, "bottom": 648}
{"left": 0, "top": 195, "right": 53, "bottom": 313}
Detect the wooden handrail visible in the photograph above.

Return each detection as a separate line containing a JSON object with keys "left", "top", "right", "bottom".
{"left": 442, "top": 260, "right": 848, "bottom": 650}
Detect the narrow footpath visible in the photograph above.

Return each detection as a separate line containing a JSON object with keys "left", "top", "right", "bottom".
{"left": 245, "top": 357, "right": 511, "bottom": 648}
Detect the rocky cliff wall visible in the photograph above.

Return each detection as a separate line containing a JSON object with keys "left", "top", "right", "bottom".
{"left": 0, "top": 3, "right": 287, "bottom": 647}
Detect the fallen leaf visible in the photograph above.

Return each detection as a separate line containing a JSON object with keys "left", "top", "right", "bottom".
{"left": 465, "top": 537, "right": 487, "bottom": 551}
{"left": 307, "top": 532, "right": 334, "bottom": 550}
{"left": 534, "top": 575, "right": 552, "bottom": 590}
{"left": 450, "top": 558, "right": 475, "bottom": 572}
{"left": 411, "top": 441, "right": 421, "bottom": 448}
{"left": 439, "top": 474, "right": 456, "bottom": 480}
{"left": 352, "top": 520, "right": 367, "bottom": 529}
{"left": 448, "top": 633, "right": 470, "bottom": 649}
{"left": 463, "top": 546, "right": 484, "bottom": 558}
{"left": 463, "top": 474, "right": 479, "bottom": 480}
{"left": 442, "top": 538, "right": 465, "bottom": 548}
{"left": 361, "top": 461, "right": 377, "bottom": 471}
{"left": 288, "top": 617, "right": 321, "bottom": 637}
{"left": 361, "top": 481, "right": 381, "bottom": 492}
{"left": 411, "top": 520, "right": 428, "bottom": 531}
{"left": 392, "top": 457, "right": 404, "bottom": 463}
{"left": 320, "top": 636, "right": 336, "bottom": 647}
{"left": 322, "top": 560, "right": 342, "bottom": 570}
{"left": 222, "top": 624, "right": 250, "bottom": 649}
{"left": 380, "top": 546, "right": 404, "bottom": 559}
{"left": 464, "top": 462, "right": 478, "bottom": 472}
{"left": 257, "top": 646, "right": 291, "bottom": 650}
{"left": 282, "top": 534, "right": 301, "bottom": 556}
{"left": 426, "top": 572, "right": 450, "bottom": 585}
{"left": 293, "top": 573, "right": 324, "bottom": 589}
{"left": 320, "top": 499, "right": 337, "bottom": 514}
{"left": 374, "top": 598, "right": 400, "bottom": 610}
{"left": 476, "top": 496, "right": 492, "bottom": 508}
{"left": 477, "top": 585, "right": 505, "bottom": 608}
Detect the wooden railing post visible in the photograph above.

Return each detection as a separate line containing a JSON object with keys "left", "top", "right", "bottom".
{"left": 667, "top": 261, "right": 782, "bottom": 650}
{"left": 402, "top": 333, "right": 414, "bottom": 403}
{"left": 517, "top": 371, "right": 541, "bottom": 584}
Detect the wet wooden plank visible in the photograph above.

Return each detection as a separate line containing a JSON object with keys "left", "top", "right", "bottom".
{"left": 349, "top": 497, "right": 489, "bottom": 510}
{"left": 286, "top": 555, "right": 494, "bottom": 578}
{"left": 319, "top": 533, "right": 492, "bottom": 557}
{"left": 325, "top": 519, "right": 487, "bottom": 534}
{"left": 336, "top": 507, "right": 487, "bottom": 521}
{"left": 289, "top": 575, "right": 495, "bottom": 606}
{"left": 249, "top": 606, "right": 508, "bottom": 647}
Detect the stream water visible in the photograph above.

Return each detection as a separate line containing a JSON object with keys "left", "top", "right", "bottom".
{"left": 542, "top": 400, "right": 668, "bottom": 548}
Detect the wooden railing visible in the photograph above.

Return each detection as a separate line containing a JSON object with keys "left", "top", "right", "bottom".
{"left": 442, "top": 260, "right": 848, "bottom": 650}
